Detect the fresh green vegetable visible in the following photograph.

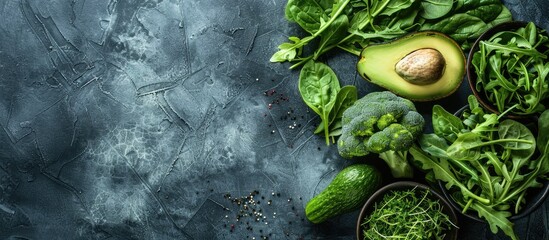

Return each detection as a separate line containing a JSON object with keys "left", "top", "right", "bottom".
{"left": 362, "top": 187, "right": 455, "bottom": 240}
{"left": 314, "top": 85, "right": 358, "bottom": 138}
{"left": 410, "top": 96, "right": 549, "bottom": 240}
{"left": 337, "top": 91, "right": 424, "bottom": 178}
{"left": 299, "top": 60, "right": 341, "bottom": 144}
{"left": 305, "top": 164, "right": 382, "bottom": 224}
{"left": 270, "top": 0, "right": 352, "bottom": 64}
{"left": 472, "top": 22, "right": 549, "bottom": 115}
{"left": 272, "top": 0, "right": 512, "bottom": 67}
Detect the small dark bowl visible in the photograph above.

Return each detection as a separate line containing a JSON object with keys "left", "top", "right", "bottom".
{"left": 356, "top": 181, "right": 459, "bottom": 240}
{"left": 438, "top": 105, "right": 549, "bottom": 222}
{"left": 466, "top": 21, "right": 549, "bottom": 119}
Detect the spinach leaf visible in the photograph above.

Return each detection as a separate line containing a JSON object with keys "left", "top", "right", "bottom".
{"left": 314, "top": 85, "right": 357, "bottom": 136}
{"left": 463, "top": 4, "right": 503, "bottom": 23}
{"left": 421, "top": 14, "right": 487, "bottom": 43}
{"left": 419, "top": 134, "right": 450, "bottom": 158}
{"left": 421, "top": 6, "right": 512, "bottom": 48}
{"left": 285, "top": 0, "right": 331, "bottom": 34}
{"left": 432, "top": 105, "right": 464, "bottom": 142}
{"left": 420, "top": 0, "right": 453, "bottom": 20}
{"left": 446, "top": 132, "right": 482, "bottom": 161}
{"left": 380, "top": 0, "right": 415, "bottom": 16}
{"left": 299, "top": 60, "right": 340, "bottom": 144}
{"left": 498, "top": 120, "right": 536, "bottom": 190}
{"left": 271, "top": 0, "right": 351, "bottom": 63}
{"left": 498, "top": 120, "right": 536, "bottom": 153}
{"left": 270, "top": 36, "right": 313, "bottom": 62}
{"left": 447, "top": 130, "right": 534, "bottom": 161}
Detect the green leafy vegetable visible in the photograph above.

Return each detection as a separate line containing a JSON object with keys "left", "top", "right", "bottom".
{"left": 273, "top": 0, "right": 512, "bottom": 66}
{"left": 314, "top": 85, "right": 358, "bottom": 137}
{"left": 420, "top": 0, "right": 453, "bottom": 20}
{"left": 270, "top": 0, "right": 351, "bottom": 63}
{"left": 472, "top": 22, "right": 549, "bottom": 115}
{"left": 432, "top": 105, "right": 464, "bottom": 142}
{"left": 284, "top": 0, "right": 329, "bottom": 34}
{"left": 411, "top": 96, "right": 548, "bottom": 240}
{"left": 299, "top": 60, "right": 341, "bottom": 144}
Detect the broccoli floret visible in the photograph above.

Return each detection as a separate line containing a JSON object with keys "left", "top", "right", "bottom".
{"left": 367, "top": 123, "right": 414, "bottom": 153}
{"left": 337, "top": 91, "right": 425, "bottom": 178}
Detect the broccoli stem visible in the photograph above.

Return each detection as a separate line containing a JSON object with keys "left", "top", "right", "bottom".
{"left": 379, "top": 150, "right": 414, "bottom": 178}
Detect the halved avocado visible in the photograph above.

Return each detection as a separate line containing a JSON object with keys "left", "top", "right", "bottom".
{"left": 357, "top": 31, "right": 465, "bottom": 101}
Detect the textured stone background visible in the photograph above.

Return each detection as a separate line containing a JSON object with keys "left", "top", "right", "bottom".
{"left": 0, "top": 0, "right": 547, "bottom": 239}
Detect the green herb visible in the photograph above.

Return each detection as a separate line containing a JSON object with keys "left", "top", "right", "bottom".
{"left": 362, "top": 187, "right": 455, "bottom": 240}
{"left": 410, "top": 96, "right": 549, "bottom": 240}
{"left": 472, "top": 22, "right": 549, "bottom": 115}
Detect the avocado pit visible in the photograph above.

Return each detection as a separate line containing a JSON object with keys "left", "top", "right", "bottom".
{"left": 395, "top": 48, "right": 445, "bottom": 85}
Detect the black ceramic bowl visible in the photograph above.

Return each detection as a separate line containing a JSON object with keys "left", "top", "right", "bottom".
{"left": 437, "top": 105, "right": 549, "bottom": 222}
{"left": 466, "top": 21, "right": 549, "bottom": 119}
{"left": 356, "top": 181, "right": 459, "bottom": 240}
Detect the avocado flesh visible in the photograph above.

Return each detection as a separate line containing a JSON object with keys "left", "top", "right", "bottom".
{"left": 357, "top": 31, "right": 465, "bottom": 101}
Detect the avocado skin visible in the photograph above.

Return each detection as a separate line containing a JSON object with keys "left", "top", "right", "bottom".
{"left": 357, "top": 31, "right": 466, "bottom": 101}
{"left": 305, "top": 164, "right": 382, "bottom": 224}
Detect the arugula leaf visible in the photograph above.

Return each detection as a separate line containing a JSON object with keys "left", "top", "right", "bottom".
{"left": 536, "top": 110, "right": 549, "bottom": 175}
{"left": 471, "top": 203, "right": 517, "bottom": 240}
{"left": 420, "top": 134, "right": 480, "bottom": 181}
{"left": 484, "top": 152, "right": 510, "bottom": 182}
{"left": 472, "top": 22, "right": 549, "bottom": 115}
{"left": 409, "top": 145, "right": 489, "bottom": 204}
